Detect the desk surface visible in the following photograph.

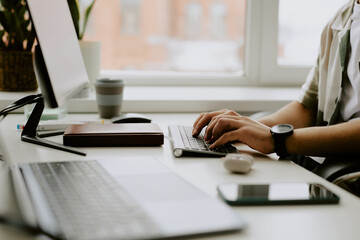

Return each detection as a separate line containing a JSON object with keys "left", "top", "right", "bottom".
{"left": 0, "top": 113, "right": 359, "bottom": 240}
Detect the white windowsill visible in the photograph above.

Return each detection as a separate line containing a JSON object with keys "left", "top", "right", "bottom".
{"left": 0, "top": 86, "right": 300, "bottom": 114}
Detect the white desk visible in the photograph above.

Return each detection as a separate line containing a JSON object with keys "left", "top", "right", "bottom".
{"left": 0, "top": 113, "right": 359, "bottom": 240}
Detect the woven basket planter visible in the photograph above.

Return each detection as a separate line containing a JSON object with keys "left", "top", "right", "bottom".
{"left": 0, "top": 50, "right": 38, "bottom": 91}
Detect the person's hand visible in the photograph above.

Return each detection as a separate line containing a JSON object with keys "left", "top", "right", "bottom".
{"left": 193, "top": 109, "right": 275, "bottom": 154}
{"left": 192, "top": 109, "right": 240, "bottom": 137}
{"left": 206, "top": 115, "right": 274, "bottom": 154}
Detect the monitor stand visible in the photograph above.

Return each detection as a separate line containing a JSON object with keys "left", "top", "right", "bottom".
{"left": 21, "top": 96, "right": 86, "bottom": 156}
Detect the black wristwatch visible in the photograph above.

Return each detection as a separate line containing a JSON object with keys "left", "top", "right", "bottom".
{"left": 270, "top": 124, "right": 294, "bottom": 159}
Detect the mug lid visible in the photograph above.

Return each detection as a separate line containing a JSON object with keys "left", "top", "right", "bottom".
{"left": 94, "top": 78, "right": 125, "bottom": 87}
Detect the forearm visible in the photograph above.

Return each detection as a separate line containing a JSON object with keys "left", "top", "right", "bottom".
{"left": 286, "top": 119, "right": 360, "bottom": 156}
{"left": 259, "top": 101, "right": 316, "bottom": 128}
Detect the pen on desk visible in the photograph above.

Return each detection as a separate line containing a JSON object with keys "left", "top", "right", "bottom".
{"left": 17, "top": 120, "right": 104, "bottom": 131}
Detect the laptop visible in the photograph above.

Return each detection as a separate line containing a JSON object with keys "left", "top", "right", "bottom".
{"left": 10, "top": 157, "right": 246, "bottom": 239}
{"left": 169, "top": 125, "right": 239, "bottom": 157}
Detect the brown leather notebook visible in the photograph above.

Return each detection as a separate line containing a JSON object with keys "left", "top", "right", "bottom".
{"left": 63, "top": 123, "right": 164, "bottom": 147}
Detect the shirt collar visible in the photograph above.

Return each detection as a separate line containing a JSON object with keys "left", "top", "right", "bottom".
{"left": 331, "top": 0, "right": 356, "bottom": 31}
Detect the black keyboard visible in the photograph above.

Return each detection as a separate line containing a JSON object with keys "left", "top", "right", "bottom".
{"left": 168, "top": 125, "right": 239, "bottom": 157}
{"left": 29, "top": 161, "right": 160, "bottom": 240}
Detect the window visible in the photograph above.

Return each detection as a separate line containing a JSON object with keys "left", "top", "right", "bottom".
{"left": 82, "top": 0, "right": 246, "bottom": 85}
{"left": 81, "top": 0, "right": 345, "bottom": 86}
{"left": 278, "top": 0, "right": 346, "bottom": 66}
{"left": 260, "top": 0, "right": 346, "bottom": 85}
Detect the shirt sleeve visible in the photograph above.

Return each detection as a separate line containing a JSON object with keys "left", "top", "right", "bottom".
{"left": 297, "top": 57, "right": 319, "bottom": 110}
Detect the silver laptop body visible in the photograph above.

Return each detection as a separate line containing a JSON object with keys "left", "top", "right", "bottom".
{"left": 11, "top": 157, "right": 245, "bottom": 239}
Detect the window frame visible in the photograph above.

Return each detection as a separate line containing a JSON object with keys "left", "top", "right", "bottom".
{"left": 258, "top": 0, "right": 311, "bottom": 86}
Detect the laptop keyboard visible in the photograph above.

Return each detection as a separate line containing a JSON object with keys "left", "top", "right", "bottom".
{"left": 29, "top": 161, "right": 160, "bottom": 240}
{"left": 177, "top": 125, "right": 238, "bottom": 155}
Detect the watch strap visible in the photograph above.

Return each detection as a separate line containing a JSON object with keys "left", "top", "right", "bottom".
{"left": 270, "top": 124, "right": 293, "bottom": 159}
{"left": 272, "top": 133, "right": 289, "bottom": 158}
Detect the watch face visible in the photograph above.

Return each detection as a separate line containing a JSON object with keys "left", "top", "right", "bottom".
{"left": 272, "top": 124, "right": 293, "bottom": 134}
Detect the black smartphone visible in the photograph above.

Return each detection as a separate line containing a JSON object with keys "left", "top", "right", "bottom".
{"left": 217, "top": 182, "right": 340, "bottom": 205}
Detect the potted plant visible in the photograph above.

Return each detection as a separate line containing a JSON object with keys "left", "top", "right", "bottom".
{"left": 0, "top": 0, "right": 38, "bottom": 91}
{"left": 67, "top": 0, "right": 100, "bottom": 91}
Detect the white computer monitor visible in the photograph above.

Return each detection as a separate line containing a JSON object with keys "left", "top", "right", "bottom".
{"left": 27, "top": 0, "right": 89, "bottom": 108}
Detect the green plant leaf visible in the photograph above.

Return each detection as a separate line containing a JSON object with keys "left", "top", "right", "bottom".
{"left": 17, "top": 4, "right": 29, "bottom": 38}
{"left": 67, "top": 0, "right": 80, "bottom": 39}
{"left": 0, "top": 0, "right": 33, "bottom": 50}
{"left": 17, "top": 3, "right": 27, "bottom": 22}
{"left": 0, "top": 0, "right": 38, "bottom": 50}
{"left": 0, "top": 11, "right": 7, "bottom": 30}
{"left": 0, "top": 11, "right": 13, "bottom": 48}
{"left": 12, "top": 9, "right": 26, "bottom": 50}
{"left": 0, "top": 10, "right": 11, "bottom": 33}
{"left": 26, "top": 25, "right": 35, "bottom": 51}
{"left": 0, "top": 0, "right": 15, "bottom": 10}
{"left": 79, "top": 0, "right": 96, "bottom": 39}
{"left": 0, "top": 29, "right": 4, "bottom": 48}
